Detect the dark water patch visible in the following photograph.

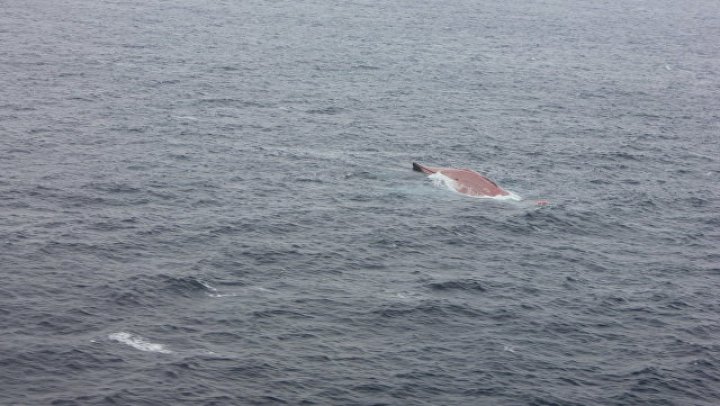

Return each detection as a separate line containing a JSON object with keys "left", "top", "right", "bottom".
{"left": 161, "top": 275, "right": 216, "bottom": 297}
{"left": 196, "top": 98, "right": 270, "bottom": 109}
{"left": 373, "top": 302, "right": 484, "bottom": 320}
{"left": 277, "top": 332, "right": 318, "bottom": 341}
{"left": 252, "top": 309, "right": 315, "bottom": 320}
{"left": 426, "top": 279, "right": 486, "bottom": 292}
{"left": 306, "top": 106, "right": 345, "bottom": 115}
{"left": 98, "top": 274, "right": 217, "bottom": 308}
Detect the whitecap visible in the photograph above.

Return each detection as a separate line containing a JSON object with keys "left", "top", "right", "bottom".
{"left": 484, "top": 191, "right": 522, "bottom": 202}
{"left": 198, "top": 280, "right": 218, "bottom": 293}
{"left": 108, "top": 332, "right": 172, "bottom": 354}
{"left": 394, "top": 291, "right": 424, "bottom": 301}
{"left": 429, "top": 171, "right": 460, "bottom": 191}
{"left": 209, "top": 292, "right": 237, "bottom": 298}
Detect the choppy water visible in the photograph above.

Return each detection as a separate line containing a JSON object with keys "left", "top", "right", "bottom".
{"left": 2, "top": 0, "right": 719, "bottom": 404}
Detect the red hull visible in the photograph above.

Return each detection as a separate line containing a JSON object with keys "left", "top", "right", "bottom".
{"left": 412, "top": 162, "right": 510, "bottom": 198}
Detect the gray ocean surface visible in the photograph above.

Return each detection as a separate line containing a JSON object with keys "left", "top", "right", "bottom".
{"left": 2, "top": 0, "right": 719, "bottom": 404}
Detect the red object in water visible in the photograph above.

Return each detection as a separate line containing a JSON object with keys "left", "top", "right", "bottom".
{"left": 412, "top": 162, "right": 510, "bottom": 198}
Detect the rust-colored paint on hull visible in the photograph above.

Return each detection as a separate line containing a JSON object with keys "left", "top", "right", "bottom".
{"left": 412, "top": 162, "right": 509, "bottom": 198}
